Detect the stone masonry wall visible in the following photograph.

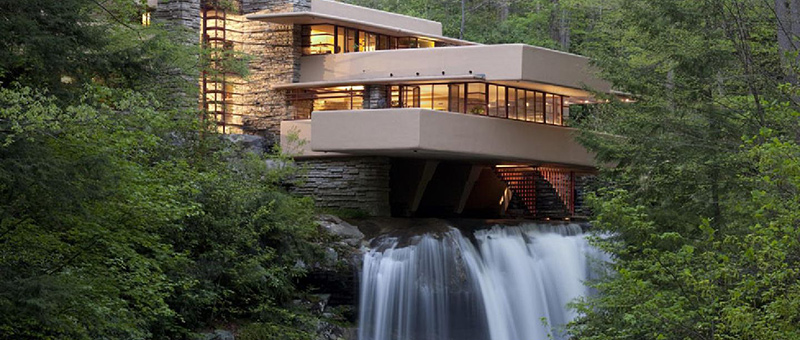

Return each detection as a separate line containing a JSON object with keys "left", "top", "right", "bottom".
{"left": 230, "top": 0, "right": 310, "bottom": 142}
{"left": 294, "top": 157, "right": 392, "bottom": 217}
{"left": 155, "top": 0, "right": 310, "bottom": 143}
{"left": 363, "top": 85, "right": 388, "bottom": 109}
{"left": 154, "top": 0, "right": 202, "bottom": 31}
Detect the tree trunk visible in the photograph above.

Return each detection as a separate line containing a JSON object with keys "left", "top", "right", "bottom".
{"left": 460, "top": 0, "right": 466, "bottom": 39}
{"left": 499, "top": 0, "right": 510, "bottom": 21}
{"left": 549, "top": 0, "right": 570, "bottom": 50}
{"left": 776, "top": 0, "right": 800, "bottom": 83}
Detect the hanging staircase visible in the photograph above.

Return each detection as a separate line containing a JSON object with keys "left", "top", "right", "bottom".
{"left": 495, "top": 166, "right": 576, "bottom": 219}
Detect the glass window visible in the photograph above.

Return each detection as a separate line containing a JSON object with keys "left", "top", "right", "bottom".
{"left": 313, "top": 94, "right": 351, "bottom": 111}
{"left": 402, "top": 86, "right": 420, "bottom": 108}
{"left": 488, "top": 84, "right": 499, "bottom": 117}
{"left": 362, "top": 32, "right": 377, "bottom": 52}
{"left": 508, "top": 89, "right": 517, "bottom": 120}
{"left": 467, "top": 83, "right": 486, "bottom": 115}
{"left": 419, "top": 85, "right": 433, "bottom": 109}
{"left": 448, "top": 84, "right": 464, "bottom": 113}
{"left": 432, "top": 84, "right": 449, "bottom": 111}
{"left": 346, "top": 28, "right": 357, "bottom": 53}
{"left": 525, "top": 90, "right": 535, "bottom": 122}
{"left": 310, "top": 86, "right": 364, "bottom": 111}
{"left": 377, "top": 35, "right": 389, "bottom": 50}
{"left": 390, "top": 86, "right": 401, "bottom": 107}
{"left": 367, "top": 33, "right": 376, "bottom": 52}
{"left": 517, "top": 89, "right": 526, "bottom": 121}
{"left": 418, "top": 38, "right": 435, "bottom": 48}
{"left": 142, "top": 10, "right": 151, "bottom": 26}
{"left": 358, "top": 30, "right": 366, "bottom": 52}
{"left": 546, "top": 93, "right": 555, "bottom": 124}
{"left": 352, "top": 93, "right": 363, "bottom": 109}
{"left": 554, "top": 95, "right": 563, "bottom": 125}
{"left": 389, "top": 37, "right": 398, "bottom": 49}
{"left": 489, "top": 86, "right": 506, "bottom": 118}
{"left": 535, "top": 92, "right": 545, "bottom": 123}
{"left": 336, "top": 26, "right": 345, "bottom": 54}
{"left": 397, "top": 37, "right": 416, "bottom": 49}
{"left": 301, "top": 24, "right": 335, "bottom": 55}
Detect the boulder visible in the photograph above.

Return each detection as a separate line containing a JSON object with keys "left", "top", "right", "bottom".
{"left": 316, "top": 214, "right": 364, "bottom": 246}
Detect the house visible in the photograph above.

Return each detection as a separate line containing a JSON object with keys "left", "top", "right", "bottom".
{"left": 151, "top": 0, "right": 614, "bottom": 218}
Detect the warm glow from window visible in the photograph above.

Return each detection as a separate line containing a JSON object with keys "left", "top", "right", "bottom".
{"left": 301, "top": 24, "right": 450, "bottom": 55}
{"left": 296, "top": 82, "right": 572, "bottom": 126}
{"left": 142, "top": 11, "right": 151, "bottom": 26}
{"left": 418, "top": 38, "right": 435, "bottom": 48}
{"left": 302, "top": 25, "right": 335, "bottom": 55}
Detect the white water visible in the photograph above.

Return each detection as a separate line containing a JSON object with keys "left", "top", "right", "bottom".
{"left": 358, "top": 223, "right": 606, "bottom": 340}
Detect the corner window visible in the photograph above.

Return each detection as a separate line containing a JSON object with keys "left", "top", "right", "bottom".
{"left": 300, "top": 24, "right": 447, "bottom": 55}
{"left": 301, "top": 25, "right": 335, "bottom": 55}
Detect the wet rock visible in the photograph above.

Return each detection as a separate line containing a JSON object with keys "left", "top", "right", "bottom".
{"left": 324, "top": 247, "right": 339, "bottom": 266}
{"left": 341, "top": 327, "right": 358, "bottom": 340}
{"left": 223, "top": 134, "right": 267, "bottom": 154}
{"left": 315, "top": 319, "right": 345, "bottom": 340}
{"left": 317, "top": 214, "right": 364, "bottom": 246}
{"left": 312, "top": 294, "right": 331, "bottom": 314}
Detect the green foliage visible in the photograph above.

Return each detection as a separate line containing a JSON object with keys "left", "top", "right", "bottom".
{"left": 318, "top": 208, "right": 371, "bottom": 220}
{"left": 0, "top": 1, "right": 322, "bottom": 339}
{"left": 342, "top": 0, "right": 617, "bottom": 52}
{"left": 343, "top": 0, "right": 564, "bottom": 48}
{"left": 567, "top": 0, "right": 800, "bottom": 339}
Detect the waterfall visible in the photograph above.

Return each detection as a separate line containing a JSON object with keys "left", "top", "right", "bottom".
{"left": 358, "top": 223, "right": 606, "bottom": 340}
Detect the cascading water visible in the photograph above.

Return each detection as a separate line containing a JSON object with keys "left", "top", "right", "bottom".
{"left": 358, "top": 223, "right": 606, "bottom": 340}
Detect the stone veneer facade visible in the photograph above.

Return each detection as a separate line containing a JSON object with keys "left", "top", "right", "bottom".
{"left": 362, "top": 85, "right": 389, "bottom": 109}
{"left": 155, "top": 0, "right": 312, "bottom": 142}
{"left": 293, "top": 157, "right": 392, "bottom": 216}
{"left": 229, "top": 0, "right": 310, "bottom": 140}
{"left": 155, "top": 0, "right": 390, "bottom": 216}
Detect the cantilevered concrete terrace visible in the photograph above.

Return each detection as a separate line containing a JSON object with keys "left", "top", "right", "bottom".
{"left": 247, "top": 0, "right": 474, "bottom": 46}
{"left": 281, "top": 108, "right": 597, "bottom": 169}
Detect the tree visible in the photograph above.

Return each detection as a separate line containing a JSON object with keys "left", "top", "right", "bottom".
{"left": 0, "top": 1, "right": 322, "bottom": 339}
{"left": 567, "top": 0, "right": 800, "bottom": 339}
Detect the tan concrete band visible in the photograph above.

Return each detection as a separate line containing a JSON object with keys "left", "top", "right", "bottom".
{"left": 246, "top": 12, "right": 476, "bottom": 46}
{"left": 282, "top": 108, "right": 599, "bottom": 168}
{"left": 296, "top": 44, "right": 612, "bottom": 98}
{"left": 271, "top": 74, "right": 486, "bottom": 90}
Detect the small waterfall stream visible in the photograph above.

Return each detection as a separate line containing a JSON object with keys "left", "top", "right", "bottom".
{"left": 357, "top": 223, "right": 605, "bottom": 340}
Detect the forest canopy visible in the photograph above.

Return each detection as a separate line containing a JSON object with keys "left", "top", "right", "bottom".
{"left": 0, "top": 1, "right": 322, "bottom": 339}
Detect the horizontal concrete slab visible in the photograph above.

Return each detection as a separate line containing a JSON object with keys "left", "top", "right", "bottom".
{"left": 297, "top": 44, "right": 611, "bottom": 98}
{"left": 287, "top": 109, "right": 598, "bottom": 168}
{"left": 246, "top": 0, "right": 472, "bottom": 44}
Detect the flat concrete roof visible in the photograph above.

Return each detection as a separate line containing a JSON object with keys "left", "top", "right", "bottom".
{"left": 281, "top": 109, "right": 599, "bottom": 168}
{"left": 293, "top": 44, "right": 612, "bottom": 99}
{"left": 246, "top": 0, "right": 474, "bottom": 45}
